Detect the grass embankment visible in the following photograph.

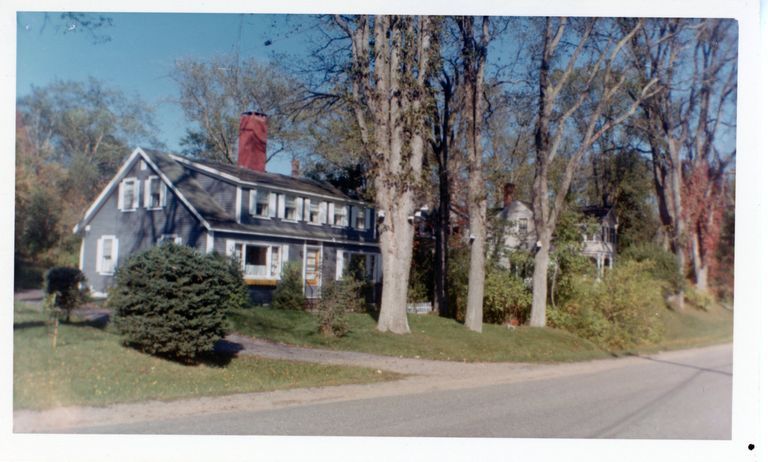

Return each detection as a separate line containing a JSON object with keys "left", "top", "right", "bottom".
{"left": 630, "top": 303, "right": 733, "bottom": 354}
{"left": 228, "top": 307, "right": 610, "bottom": 363}
{"left": 229, "top": 303, "right": 733, "bottom": 362}
{"left": 13, "top": 303, "right": 400, "bottom": 410}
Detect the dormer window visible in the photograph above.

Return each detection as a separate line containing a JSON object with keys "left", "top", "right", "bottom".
{"left": 118, "top": 178, "right": 140, "bottom": 211}
{"left": 144, "top": 176, "right": 166, "bottom": 209}
{"left": 250, "top": 190, "right": 276, "bottom": 218}
{"left": 309, "top": 202, "right": 320, "bottom": 224}
{"left": 332, "top": 204, "right": 348, "bottom": 227}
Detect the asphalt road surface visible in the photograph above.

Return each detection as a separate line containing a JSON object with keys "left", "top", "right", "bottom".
{"left": 74, "top": 345, "right": 732, "bottom": 439}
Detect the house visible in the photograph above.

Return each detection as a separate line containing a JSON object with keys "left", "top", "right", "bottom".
{"left": 497, "top": 183, "right": 618, "bottom": 277}
{"left": 73, "top": 112, "right": 381, "bottom": 302}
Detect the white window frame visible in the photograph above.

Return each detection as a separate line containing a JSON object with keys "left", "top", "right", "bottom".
{"left": 306, "top": 199, "right": 324, "bottom": 225}
{"left": 225, "top": 239, "right": 287, "bottom": 280}
{"left": 118, "top": 178, "right": 140, "bottom": 212}
{"left": 335, "top": 250, "right": 380, "bottom": 283}
{"left": 281, "top": 194, "right": 300, "bottom": 222}
{"left": 332, "top": 203, "right": 349, "bottom": 227}
{"left": 158, "top": 234, "right": 182, "bottom": 245}
{"left": 249, "top": 189, "right": 277, "bottom": 219}
{"left": 303, "top": 244, "right": 323, "bottom": 297}
{"left": 144, "top": 176, "right": 167, "bottom": 210}
{"left": 96, "top": 235, "right": 119, "bottom": 275}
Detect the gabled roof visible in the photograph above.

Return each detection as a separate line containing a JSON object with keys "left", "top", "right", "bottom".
{"left": 73, "top": 147, "right": 376, "bottom": 246}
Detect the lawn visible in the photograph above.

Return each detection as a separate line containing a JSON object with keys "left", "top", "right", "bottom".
{"left": 13, "top": 303, "right": 400, "bottom": 410}
{"left": 630, "top": 302, "right": 733, "bottom": 353}
{"left": 228, "top": 307, "right": 611, "bottom": 363}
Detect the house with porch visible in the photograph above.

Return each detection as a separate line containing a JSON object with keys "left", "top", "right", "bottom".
{"left": 73, "top": 112, "right": 381, "bottom": 302}
{"left": 497, "top": 183, "right": 618, "bottom": 277}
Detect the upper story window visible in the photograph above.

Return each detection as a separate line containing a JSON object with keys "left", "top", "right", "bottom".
{"left": 118, "top": 178, "right": 140, "bottom": 211}
{"left": 355, "top": 207, "right": 367, "bottom": 230}
{"left": 282, "top": 195, "right": 300, "bottom": 221}
{"left": 332, "top": 204, "right": 348, "bottom": 227}
{"left": 304, "top": 199, "right": 327, "bottom": 225}
{"left": 250, "top": 190, "right": 276, "bottom": 218}
{"left": 144, "top": 176, "right": 166, "bottom": 209}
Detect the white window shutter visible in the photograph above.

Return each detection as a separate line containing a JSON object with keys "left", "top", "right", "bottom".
{"left": 143, "top": 179, "right": 151, "bottom": 208}
{"left": 365, "top": 207, "right": 372, "bottom": 230}
{"left": 304, "top": 198, "right": 311, "bottom": 221}
{"left": 96, "top": 237, "right": 104, "bottom": 273}
{"left": 319, "top": 202, "right": 328, "bottom": 224}
{"left": 161, "top": 183, "right": 168, "bottom": 207}
{"left": 225, "top": 239, "right": 236, "bottom": 257}
{"left": 282, "top": 244, "right": 290, "bottom": 265}
{"left": 277, "top": 194, "right": 285, "bottom": 219}
{"left": 268, "top": 192, "right": 277, "bottom": 217}
{"left": 112, "top": 238, "right": 119, "bottom": 273}
{"left": 133, "top": 182, "right": 140, "bottom": 209}
{"left": 295, "top": 196, "right": 303, "bottom": 220}
{"left": 335, "top": 250, "right": 344, "bottom": 280}
{"left": 328, "top": 203, "right": 335, "bottom": 224}
{"left": 249, "top": 190, "right": 257, "bottom": 216}
{"left": 117, "top": 182, "right": 125, "bottom": 210}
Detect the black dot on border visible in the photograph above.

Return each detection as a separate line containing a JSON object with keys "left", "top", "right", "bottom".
{"left": 748, "top": 444, "right": 755, "bottom": 451}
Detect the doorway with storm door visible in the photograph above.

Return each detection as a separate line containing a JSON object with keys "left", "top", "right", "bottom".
{"left": 303, "top": 245, "right": 322, "bottom": 298}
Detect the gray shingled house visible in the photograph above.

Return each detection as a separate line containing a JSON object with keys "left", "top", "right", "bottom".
{"left": 73, "top": 113, "right": 381, "bottom": 302}
{"left": 497, "top": 183, "right": 618, "bottom": 277}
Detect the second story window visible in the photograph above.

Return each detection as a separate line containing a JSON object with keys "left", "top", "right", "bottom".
{"left": 355, "top": 207, "right": 366, "bottom": 230}
{"left": 283, "top": 195, "right": 299, "bottom": 221}
{"left": 333, "top": 204, "right": 348, "bottom": 227}
{"left": 250, "top": 190, "right": 276, "bottom": 218}
{"left": 118, "top": 178, "right": 140, "bottom": 211}
{"left": 309, "top": 201, "right": 320, "bottom": 224}
{"left": 144, "top": 176, "right": 166, "bottom": 209}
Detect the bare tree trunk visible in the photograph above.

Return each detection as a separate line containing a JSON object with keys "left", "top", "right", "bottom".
{"left": 691, "top": 229, "right": 709, "bottom": 292}
{"left": 460, "top": 16, "right": 490, "bottom": 333}
{"left": 530, "top": 233, "right": 551, "bottom": 327}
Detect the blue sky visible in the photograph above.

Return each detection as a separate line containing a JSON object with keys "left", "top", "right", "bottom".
{"left": 16, "top": 12, "right": 311, "bottom": 174}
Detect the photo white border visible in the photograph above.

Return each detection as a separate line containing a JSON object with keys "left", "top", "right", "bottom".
{"left": 1, "top": 0, "right": 763, "bottom": 461}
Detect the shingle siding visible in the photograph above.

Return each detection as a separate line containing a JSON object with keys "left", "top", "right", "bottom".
{"left": 80, "top": 157, "right": 206, "bottom": 295}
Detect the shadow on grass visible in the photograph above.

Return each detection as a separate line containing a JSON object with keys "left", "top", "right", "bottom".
{"left": 13, "top": 316, "right": 110, "bottom": 331}
{"left": 13, "top": 321, "right": 46, "bottom": 330}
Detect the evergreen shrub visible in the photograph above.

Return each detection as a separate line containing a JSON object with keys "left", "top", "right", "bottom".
{"left": 272, "top": 261, "right": 305, "bottom": 310}
{"left": 110, "top": 244, "right": 246, "bottom": 362}
{"left": 43, "top": 266, "right": 87, "bottom": 322}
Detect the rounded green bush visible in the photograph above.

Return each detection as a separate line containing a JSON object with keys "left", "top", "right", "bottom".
{"left": 109, "top": 243, "right": 247, "bottom": 362}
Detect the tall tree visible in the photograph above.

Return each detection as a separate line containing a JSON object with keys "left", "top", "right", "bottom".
{"left": 327, "top": 15, "right": 436, "bottom": 333}
{"left": 456, "top": 16, "right": 490, "bottom": 332}
{"left": 527, "top": 18, "right": 656, "bottom": 327}
{"left": 624, "top": 18, "right": 737, "bottom": 297}
{"left": 174, "top": 55, "right": 303, "bottom": 164}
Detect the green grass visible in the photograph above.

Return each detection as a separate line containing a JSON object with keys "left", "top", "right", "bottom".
{"left": 13, "top": 303, "right": 400, "bottom": 410}
{"left": 228, "top": 307, "right": 610, "bottom": 363}
{"left": 629, "top": 303, "right": 733, "bottom": 354}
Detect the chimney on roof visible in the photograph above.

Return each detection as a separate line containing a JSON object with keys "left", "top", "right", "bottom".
{"left": 291, "top": 158, "right": 300, "bottom": 178}
{"left": 238, "top": 112, "right": 267, "bottom": 172}
{"left": 503, "top": 183, "right": 516, "bottom": 207}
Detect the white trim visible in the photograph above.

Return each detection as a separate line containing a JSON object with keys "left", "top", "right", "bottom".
{"left": 208, "top": 227, "right": 379, "bottom": 247}
{"left": 277, "top": 194, "right": 286, "bottom": 219}
{"left": 73, "top": 148, "right": 212, "bottom": 233}
{"left": 268, "top": 192, "right": 277, "bottom": 218}
{"left": 303, "top": 244, "right": 323, "bottom": 298}
{"left": 236, "top": 187, "right": 242, "bottom": 224}
{"left": 169, "top": 153, "right": 372, "bottom": 206}
{"left": 227, "top": 239, "right": 286, "bottom": 280}
{"left": 78, "top": 238, "right": 85, "bottom": 271}
{"left": 206, "top": 232, "right": 215, "bottom": 253}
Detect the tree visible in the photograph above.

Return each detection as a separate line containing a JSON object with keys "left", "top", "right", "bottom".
{"left": 325, "top": 15, "right": 437, "bottom": 333}
{"left": 623, "top": 19, "right": 737, "bottom": 298}
{"left": 174, "top": 55, "right": 303, "bottom": 164}
{"left": 456, "top": 16, "right": 491, "bottom": 332}
{"left": 527, "top": 18, "right": 656, "bottom": 327}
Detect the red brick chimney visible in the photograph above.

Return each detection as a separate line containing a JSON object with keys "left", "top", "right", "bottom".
{"left": 290, "top": 158, "right": 300, "bottom": 178}
{"left": 503, "top": 183, "right": 516, "bottom": 207}
{"left": 238, "top": 112, "right": 267, "bottom": 172}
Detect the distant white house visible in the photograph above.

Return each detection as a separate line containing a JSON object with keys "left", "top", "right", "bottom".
{"left": 496, "top": 183, "right": 618, "bottom": 277}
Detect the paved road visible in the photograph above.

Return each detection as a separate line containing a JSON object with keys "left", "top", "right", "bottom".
{"left": 73, "top": 345, "right": 732, "bottom": 439}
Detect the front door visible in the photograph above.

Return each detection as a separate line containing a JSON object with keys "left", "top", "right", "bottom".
{"left": 304, "top": 246, "right": 322, "bottom": 298}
